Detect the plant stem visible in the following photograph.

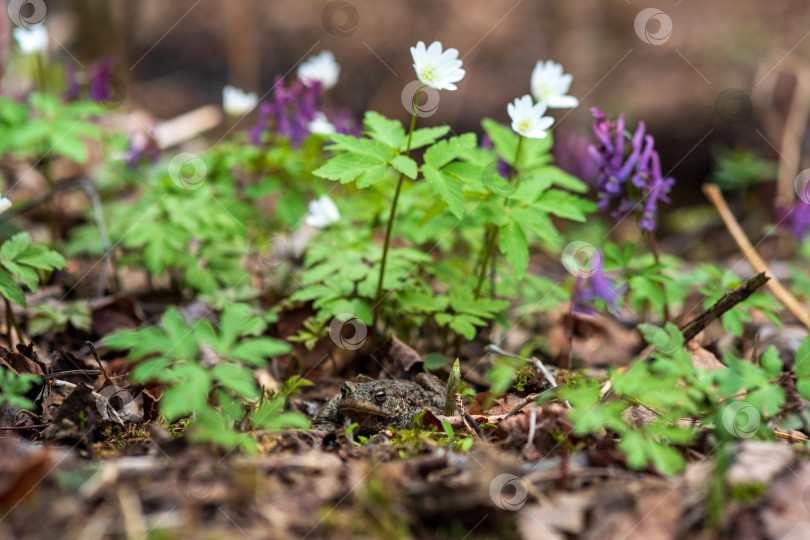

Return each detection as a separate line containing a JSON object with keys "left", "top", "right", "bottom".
{"left": 4, "top": 297, "right": 21, "bottom": 348}
{"left": 35, "top": 53, "right": 47, "bottom": 93}
{"left": 472, "top": 136, "right": 524, "bottom": 300}
{"left": 647, "top": 229, "right": 670, "bottom": 322}
{"left": 473, "top": 225, "right": 498, "bottom": 299}
{"left": 372, "top": 86, "right": 422, "bottom": 329}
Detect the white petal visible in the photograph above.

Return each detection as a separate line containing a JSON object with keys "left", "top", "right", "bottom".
{"left": 426, "top": 41, "right": 443, "bottom": 57}
{"left": 547, "top": 95, "right": 579, "bottom": 108}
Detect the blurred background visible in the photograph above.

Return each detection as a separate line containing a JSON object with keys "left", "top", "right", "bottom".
{"left": 10, "top": 0, "right": 810, "bottom": 206}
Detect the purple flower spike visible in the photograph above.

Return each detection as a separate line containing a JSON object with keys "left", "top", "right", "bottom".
{"left": 248, "top": 75, "right": 352, "bottom": 147}
{"left": 88, "top": 55, "right": 117, "bottom": 103}
{"left": 589, "top": 108, "right": 675, "bottom": 231}
{"left": 776, "top": 200, "right": 810, "bottom": 241}
{"left": 571, "top": 251, "right": 625, "bottom": 316}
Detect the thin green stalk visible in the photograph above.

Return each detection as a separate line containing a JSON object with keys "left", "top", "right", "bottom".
{"left": 35, "top": 53, "right": 47, "bottom": 93}
{"left": 647, "top": 229, "right": 670, "bottom": 322}
{"left": 473, "top": 225, "right": 498, "bottom": 299}
{"left": 472, "top": 136, "right": 524, "bottom": 299}
{"left": 4, "top": 297, "right": 22, "bottom": 348}
{"left": 373, "top": 86, "right": 423, "bottom": 329}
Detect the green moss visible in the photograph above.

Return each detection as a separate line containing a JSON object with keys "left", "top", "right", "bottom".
{"left": 729, "top": 482, "right": 766, "bottom": 502}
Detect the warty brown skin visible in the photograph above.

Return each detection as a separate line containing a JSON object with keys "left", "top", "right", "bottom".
{"left": 313, "top": 374, "right": 446, "bottom": 435}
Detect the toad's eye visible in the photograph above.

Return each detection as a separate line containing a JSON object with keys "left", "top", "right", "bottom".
{"left": 374, "top": 390, "right": 386, "bottom": 403}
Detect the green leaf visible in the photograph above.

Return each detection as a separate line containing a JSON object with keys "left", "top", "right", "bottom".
{"left": 424, "top": 353, "right": 449, "bottom": 370}
{"left": 159, "top": 364, "right": 211, "bottom": 420}
{"left": 533, "top": 166, "right": 588, "bottom": 193}
{"left": 15, "top": 245, "right": 67, "bottom": 270}
{"left": 406, "top": 126, "right": 452, "bottom": 151}
{"left": 499, "top": 221, "right": 529, "bottom": 278}
{"left": 313, "top": 152, "right": 390, "bottom": 188}
{"left": 51, "top": 136, "right": 89, "bottom": 164}
{"left": 482, "top": 118, "right": 518, "bottom": 165}
{"left": 230, "top": 338, "right": 291, "bottom": 365}
{"left": 422, "top": 165, "right": 464, "bottom": 218}
{"left": 211, "top": 363, "right": 258, "bottom": 399}
{"left": 363, "top": 111, "right": 405, "bottom": 149}
{"left": 0, "top": 269, "right": 26, "bottom": 307}
{"left": 760, "top": 346, "right": 782, "bottom": 378}
{"left": 511, "top": 208, "right": 561, "bottom": 244}
{"left": 797, "top": 379, "right": 810, "bottom": 401}
{"left": 533, "top": 189, "right": 595, "bottom": 221}
{"left": 2, "top": 261, "right": 38, "bottom": 291}
{"left": 0, "top": 232, "right": 30, "bottom": 261}
{"left": 423, "top": 134, "right": 477, "bottom": 169}
{"left": 794, "top": 337, "right": 810, "bottom": 378}
{"left": 390, "top": 155, "right": 418, "bottom": 179}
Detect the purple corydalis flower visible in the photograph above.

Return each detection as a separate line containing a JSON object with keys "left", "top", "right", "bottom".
{"left": 88, "top": 55, "right": 116, "bottom": 103}
{"left": 776, "top": 201, "right": 810, "bottom": 241}
{"left": 124, "top": 129, "right": 160, "bottom": 169}
{"left": 588, "top": 107, "right": 675, "bottom": 231}
{"left": 248, "top": 76, "right": 356, "bottom": 146}
{"left": 571, "top": 256, "right": 624, "bottom": 317}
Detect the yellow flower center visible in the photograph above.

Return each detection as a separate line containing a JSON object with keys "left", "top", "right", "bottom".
{"left": 420, "top": 63, "right": 438, "bottom": 83}
{"left": 518, "top": 119, "right": 532, "bottom": 133}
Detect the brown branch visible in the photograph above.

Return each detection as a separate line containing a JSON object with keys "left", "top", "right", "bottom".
{"left": 680, "top": 272, "right": 770, "bottom": 343}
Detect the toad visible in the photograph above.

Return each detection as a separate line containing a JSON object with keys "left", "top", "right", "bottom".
{"left": 313, "top": 374, "right": 448, "bottom": 435}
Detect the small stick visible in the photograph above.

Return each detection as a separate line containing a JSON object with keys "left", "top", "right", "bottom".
{"left": 0, "top": 424, "right": 51, "bottom": 431}
{"left": 456, "top": 394, "right": 485, "bottom": 441}
{"left": 501, "top": 389, "right": 553, "bottom": 422}
{"left": 680, "top": 272, "right": 770, "bottom": 342}
{"left": 703, "top": 184, "right": 810, "bottom": 329}
{"left": 42, "top": 369, "right": 103, "bottom": 380}
{"left": 86, "top": 341, "right": 113, "bottom": 386}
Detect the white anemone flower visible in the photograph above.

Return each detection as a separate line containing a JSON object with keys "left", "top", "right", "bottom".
{"left": 531, "top": 60, "right": 579, "bottom": 108}
{"left": 0, "top": 196, "right": 12, "bottom": 214}
{"left": 222, "top": 85, "right": 258, "bottom": 116}
{"left": 298, "top": 51, "right": 340, "bottom": 89}
{"left": 305, "top": 195, "right": 340, "bottom": 228}
{"left": 13, "top": 25, "right": 48, "bottom": 55}
{"left": 308, "top": 112, "right": 336, "bottom": 135}
{"left": 410, "top": 41, "right": 465, "bottom": 91}
{"left": 507, "top": 95, "right": 554, "bottom": 139}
